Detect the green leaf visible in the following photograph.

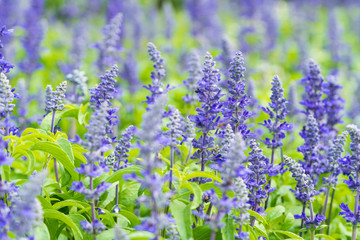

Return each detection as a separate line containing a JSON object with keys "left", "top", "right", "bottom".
{"left": 248, "top": 210, "right": 268, "bottom": 225}
{"left": 128, "top": 231, "right": 155, "bottom": 240}
{"left": 179, "top": 181, "right": 202, "bottom": 209}
{"left": 30, "top": 141, "right": 78, "bottom": 179}
{"left": 104, "top": 165, "right": 142, "bottom": 184}
{"left": 315, "top": 234, "right": 336, "bottom": 240}
{"left": 34, "top": 223, "right": 51, "bottom": 240}
{"left": 56, "top": 137, "right": 75, "bottom": 162}
{"left": 43, "top": 209, "right": 83, "bottom": 240}
{"left": 266, "top": 205, "right": 285, "bottom": 223}
{"left": 52, "top": 199, "right": 89, "bottom": 210}
{"left": 221, "top": 214, "right": 235, "bottom": 240}
{"left": 272, "top": 230, "right": 303, "bottom": 240}
{"left": 254, "top": 222, "right": 268, "bottom": 238}
{"left": 192, "top": 226, "right": 222, "bottom": 240}
{"left": 40, "top": 107, "right": 78, "bottom": 131}
{"left": 183, "top": 171, "right": 223, "bottom": 183}
{"left": 170, "top": 199, "right": 193, "bottom": 239}
{"left": 282, "top": 213, "right": 295, "bottom": 231}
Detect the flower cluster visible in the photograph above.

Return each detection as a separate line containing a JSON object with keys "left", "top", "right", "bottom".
{"left": 222, "top": 51, "right": 252, "bottom": 138}
{"left": 89, "top": 65, "right": 118, "bottom": 109}
{"left": 144, "top": 42, "right": 169, "bottom": 105}
{"left": 246, "top": 139, "right": 276, "bottom": 214}
{"left": 189, "top": 52, "right": 223, "bottom": 170}
{"left": 44, "top": 81, "right": 67, "bottom": 114}
{"left": 284, "top": 155, "right": 317, "bottom": 203}
{"left": 0, "top": 72, "right": 15, "bottom": 119}
{"left": 183, "top": 50, "right": 202, "bottom": 104}
{"left": 95, "top": 13, "right": 123, "bottom": 71}
{"left": 9, "top": 171, "right": 46, "bottom": 238}
{"left": 339, "top": 125, "right": 360, "bottom": 191}
{"left": 339, "top": 203, "right": 360, "bottom": 225}
{"left": 299, "top": 60, "right": 326, "bottom": 130}
{"left": 89, "top": 65, "right": 119, "bottom": 134}
{"left": 294, "top": 212, "right": 326, "bottom": 229}
{"left": 165, "top": 106, "right": 183, "bottom": 147}
{"left": 66, "top": 69, "right": 88, "bottom": 104}
{"left": 121, "top": 51, "right": 140, "bottom": 94}
{"left": 0, "top": 25, "right": 14, "bottom": 73}
{"left": 260, "top": 75, "right": 292, "bottom": 149}
{"left": 322, "top": 131, "right": 348, "bottom": 186}
{"left": 105, "top": 125, "right": 136, "bottom": 171}
{"left": 20, "top": 0, "right": 44, "bottom": 74}
{"left": 297, "top": 114, "right": 321, "bottom": 179}
{"left": 323, "top": 74, "right": 344, "bottom": 136}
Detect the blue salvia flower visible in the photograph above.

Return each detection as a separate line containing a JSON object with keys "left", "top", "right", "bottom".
{"left": 339, "top": 125, "right": 360, "bottom": 237}
{"left": 183, "top": 50, "right": 202, "bottom": 104}
{"left": 246, "top": 139, "right": 273, "bottom": 215}
{"left": 128, "top": 95, "right": 172, "bottom": 237}
{"left": 70, "top": 22, "right": 87, "bottom": 70}
{"left": 284, "top": 155, "right": 318, "bottom": 204}
{"left": 185, "top": 0, "right": 222, "bottom": 46}
{"left": 0, "top": 200, "right": 11, "bottom": 239}
{"left": 233, "top": 178, "right": 250, "bottom": 240}
{"left": 207, "top": 130, "right": 249, "bottom": 235}
{"left": 121, "top": 51, "right": 139, "bottom": 94}
{"left": 144, "top": 42, "right": 169, "bottom": 106}
{"left": 95, "top": 13, "right": 122, "bottom": 71}
{"left": 0, "top": 137, "right": 13, "bottom": 166}
{"left": 163, "top": 2, "right": 175, "bottom": 40}
{"left": 323, "top": 74, "right": 344, "bottom": 136}
{"left": 0, "top": 26, "right": 14, "bottom": 73}
{"left": 89, "top": 65, "right": 119, "bottom": 134}
{"left": 44, "top": 81, "right": 67, "bottom": 114}
{"left": 165, "top": 224, "right": 180, "bottom": 240}
{"left": 20, "top": 0, "right": 44, "bottom": 74}
{"left": 260, "top": 75, "right": 292, "bottom": 150}
{"left": 89, "top": 65, "right": 118, "bottom": 110}
{"left": 71, "top": 102, "right": 111, "bottom": 235}
{"left": 284, "top": 156, "right": 324, "bottom": 230}
{"left": 66, "top": 69, "right": 88, "bottom": 104}
{"left": 222, "top": 51, "right": 252, "bottom": 138}
{"left": 189, "top": 52, "right": 223, "bottom": 171}
{"left": 0, "top": 72, "right": 15, "bottom": 119}
{"left": 111, "top": 125, "right": 136, "bottom": 171}
{"left": 327, "top": 7, "right": 340, "bottom": 62}
{"left": 165, "top": 106, "right": 183, "bottom": 147}
{"left": 287, "top": 82, "right": 299, "bottom": 118}
{"left": 322, "top": 131, "right": 348, "bottom": 187}
{"left": 10, "top": 171, "right": 46, "bottom": 238}
{"left": 246, "top": 78, "right": 257, "bottom": 110}
{"left": 219, "top": 37, "right": 233, "bottom": 88}
{"left": 0, "top": 0, "right": 18, "bottom": 28}
{"left": 84, "top": 102, "right": 109, "bottom": 153}
{"left": 297, "top": 114, "right": 321, "bottom": 179}
{"left": 0, "top": 72, "right": 17, "bottom": 136}
{"left": 16, "top": 79, "right": 28, "bottom": 118}
{"left": 299, "top": 60, "right": 326, "bottom": 130}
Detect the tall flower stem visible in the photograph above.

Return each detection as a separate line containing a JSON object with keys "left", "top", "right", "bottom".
{"left": 352, "top": 185, "right": 359, "bottom": 240}
{"left": 326, "top": 188, "right": 335, "bottom": 235}
{"left": 309, "top": 202, "right": 315, "bottom": 240}
{"left": 90, "top": 163, "right": 97, "bottom": 240}
{"left": 264, "top": 146, "right": 276, "bottom": 209}
{"left": 50, "top": 110, "right": 60, "bottom": 183}
{"left": 300, "top": 203, "right": 305, "bottom": 237}
{"left": 115, "top": 184, "right": 119, "bottom": 206}
{"left": 169, "top": 146, "right": 174, "bottom": 190}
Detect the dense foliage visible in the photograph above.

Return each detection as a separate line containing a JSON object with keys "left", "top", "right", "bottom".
{"left": 1, "top": 0, "right": 360, "bottom": 240}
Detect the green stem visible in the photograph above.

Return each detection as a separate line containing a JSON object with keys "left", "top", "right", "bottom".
{"left": 309, "top": 202, "right": 315, "bottom": 240}
{"left": 352, "top": 190, "right": 359, "bottom": 240}
{"left": 264, "top": 146, "right": 275, "bottom": 209}
{"left": 90, "top": 163, "right": 97, "bottom": 240}
{"left": 169, "top": 146, "right": 174, "bottom": 190}
{"left": 326, "top": 188, "right": 336, "bottom": 235}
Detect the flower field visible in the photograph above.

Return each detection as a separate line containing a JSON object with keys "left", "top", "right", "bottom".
{"left": 1, "top": 0, "right": 360, "bottom": 239}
